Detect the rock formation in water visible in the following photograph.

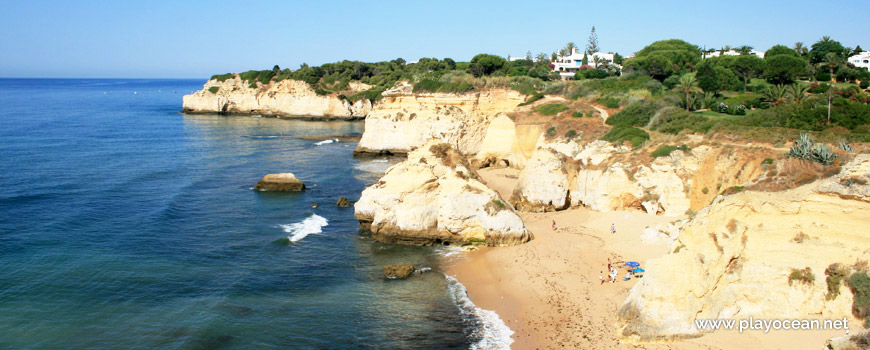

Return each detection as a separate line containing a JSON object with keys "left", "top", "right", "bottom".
{"left": 182, "top": 77, "right": 372, "bottom": 119}
{"left": 354, "top": 141, "right": 532, "bottom": 246}
{"left": 383, "top": 264, "right": 416, "bottom": 279}
{"left": 354, "top": 83, "right": 525, "bottom": 156}
{"left": 254, "top": 173, "right": 305, "bottom": 191}
{"left": 617, "top": 155, "right": 870, "bottom": 341}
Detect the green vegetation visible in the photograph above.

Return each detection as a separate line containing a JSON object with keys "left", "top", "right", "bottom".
{"left": 492, "top": 199, "right": 506, "bottom": 208}
{"left": 210, "top": 73, "right": 235, "bottom": 82}
{"left": 606, "top": 99, "right": 664, "bottom": 127}
{"left": 545, "top": 126, "right": 557, "bottom": 138}
{"left": 565, "top": 129, "right": 577, "bottom": 138}
{"left": 826, "top": 263, "right": 850, "bottom": 300}
{"left": 518, "top": 93, "right": 544, "bottom": 106}
{"left": 648, "top": 107, "right": 716, "bottom": 134}
{"left": 847, "top": 272, "right": 870, "bottom": 325}
{"left": 651, "top": 144, "right": 691, "bottom": 158}
{"left": 623, "top": 39, "right": 702, "bottom": 80}
{"left": 788, "top": 267, "right": 815, "bottom": 286}
{"left": 602, "top": 126, "right": 649, "bottom": 148}
{"left": 207, "top": 86, "right": 219, "bottom": 94}
{"left": 535, "top": 104, "right": 570, "bottom": 116}
{"left": 598, "top": 96, "right": 621, "bottom": 108}
{"left": 571, "top": 111, "right": 584, "bottom": 118}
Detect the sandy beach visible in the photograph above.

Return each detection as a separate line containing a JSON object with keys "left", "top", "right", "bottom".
{"left": 447, "top": 168, "right": 845, "bottom": 349}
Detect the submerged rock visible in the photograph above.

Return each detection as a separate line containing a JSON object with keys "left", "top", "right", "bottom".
{"left": 254, "top": 173, "right": 305, "bottom": 192}
{"left": 355, "top": 141, "right": 532, "bottom": 246}
{"left": 383, "top": 264, "right": 415, "bottom": 279}
{"left": 336, "top": 197, "right": 351, "bottom": 207}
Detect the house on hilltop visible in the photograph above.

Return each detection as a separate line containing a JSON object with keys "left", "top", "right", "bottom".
{"left": 849, "top": 51, "right": 870, "bottom": 70}
{"left": 552, "top": 48, "right": 617, "bottom": 79}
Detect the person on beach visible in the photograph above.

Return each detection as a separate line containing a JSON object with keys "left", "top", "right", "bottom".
{"left": 552, "top": 220, "right": 556, "bottom": 231}
{"left": 611, "top": 223, "right": 616, "bottom": 234}
{"left": 600, "top": 271, "right": 605, "bottom": 285}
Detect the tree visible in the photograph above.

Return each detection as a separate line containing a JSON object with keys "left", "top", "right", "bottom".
{"left": 272, "top": 65, "right": 281, "bottom": 75}
{"left": 443, "top": 58, "right": 456, "bottom": 69}
{"left": 736, "top": 45, "right": 754, "bottom": 55}
{"left": 730, "top": 55, "right": 765, "bottom": 92}
{"left": 817, "top": 52, "right": 844, "bottom": 82}
{"left": 582, "top": 52, "right": 588, "bottom": 66}
{"left": 565, "top": 42, "right": 576, "bottom": 56}
{"left": 536, "top": 52, "right": 548, "bottom": 63}
{"left": 852, "top": 45, "right": 865, "bottom": 57}
{"left": 695, "top": 60, "right": 720, "bottom": 94}
{"left": 809, "top": 36, "right": 846, "bottom": 64}
{"left": 720, "top": 45, "right": 732, "bottom": 55}
{"left": 674, "top": 74, "right": 700, "bottom": 111}
{"left": 586, "top": 26, "right": 600, "bottom": 54}
{"left": 625, "top": 39, "right": 702, "bottom": 80}
{"left": 764, "top": 55, "right": 808, "bottom": 84}
{"left": 525, "top": 51, "right": 533, "bottom": 61}
{"left": 766, "top": 45, "right": 800, "bottom": 58}
{"left": 468, "top": 54, "right": 506, "bottom": 77}
{"left": 613, "top": 52, "right": 624, "bottom": 65}
{"left": 794, "top": 42, "right": 808, "bottom": 56}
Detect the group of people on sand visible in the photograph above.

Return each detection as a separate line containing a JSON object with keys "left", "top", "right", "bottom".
{"left": 600, "top": 257, "right": 633, "bottom": 285}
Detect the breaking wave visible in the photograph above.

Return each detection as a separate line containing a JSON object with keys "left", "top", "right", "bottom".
{"left": 445, "top": 275, "right": 514, "bottom": 350}
{"left": 277, "top": 214, "right": 328, "bottom": 243}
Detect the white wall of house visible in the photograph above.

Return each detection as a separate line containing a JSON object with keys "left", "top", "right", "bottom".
{"left": 552, "top": 48, "right": 615, "bottom": 73}
{"left": 849, "top": 51, "right": 870, "bottom": 70}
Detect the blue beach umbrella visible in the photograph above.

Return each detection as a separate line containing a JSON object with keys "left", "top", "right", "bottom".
{"left": 625, "top": 261, "right": 640, "bottom": 267}
{"left": 632, "top": 268, "right": 646, "bottom": 273}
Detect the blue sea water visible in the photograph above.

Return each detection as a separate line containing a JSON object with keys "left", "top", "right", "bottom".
{"left": 0, "top": 79, "right": 495, "bottom": 349}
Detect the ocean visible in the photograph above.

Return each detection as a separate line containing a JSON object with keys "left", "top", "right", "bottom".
{"left": 0, "top": 79, "right": 511, "bottom": 349}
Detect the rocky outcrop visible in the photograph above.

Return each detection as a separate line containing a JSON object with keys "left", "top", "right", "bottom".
{"left": 354, "top": 86, "right": 525, "bottom": 156}
{"left": 182, "top": 77, "right": 372, "bottom": 119}
{"left": 354, "top": 142, "right": 533, "bottom": 246}
{"left": 826, "top": 329, "right": 870, "bottom": 350}
{"left": 254, "top": 173, "right": 305, "bottom": 191}
{"left": 472, "top": 114, "right": 545, "bottom": 169}
{"left": 617, "top": 155, "right": 870, "bottom": 341}
{"left": 336, "top": 197, "right": 351, "bottom": 207}
{"left": 511, "top": 141, "right": 770, "bottom": 216}
{"left": 383, "top": 264, "right": 415, "bottom": 279}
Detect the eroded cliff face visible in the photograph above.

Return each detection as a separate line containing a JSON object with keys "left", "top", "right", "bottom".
{"left": 354, "top": 141, "right": 533, "bottom": 246}
{"left": 354, "top": 85, "right": 525, "bottom": 156}
{"left": 617, "top": 155, "right": 870, "bottom": 341}
{"left": 510, "top": 139, "right": 770, "bottom": 216}
{"left": 182, "top": 77, "right": 372, "bottom": 118}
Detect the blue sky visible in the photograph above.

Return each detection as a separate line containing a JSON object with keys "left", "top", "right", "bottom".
{"left": 1, "top": 0, "right": 867, "bottom": 78}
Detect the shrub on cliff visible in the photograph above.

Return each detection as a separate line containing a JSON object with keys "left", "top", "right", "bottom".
{"left": 535, "top": 104, "right": 569, "bottom": 116}
{"left": 606, "top": 100, "right": 664, "bottom": 127}
{"left": 412, "top": 79, "right": 474, "bottom": 94}
{"left": 847, "top": 272, "right": 870, "bottom": 325}
{"left": 208, "top": 87, "right": 219, "bottom": 94}
{"left": 601, "top": 126, "right": 649, "bottom": 148}
{"left": 210, "top": 73, "right": 235, "bottom": 82}
{"left": 469, "top": 54, "right": 507, "bottom": 77}
{"left": 651, "top": 144, "right": 690, "bottom": 158}
{"left": 518, "top": 93, "right": 544, "bottom": 106}
{"left": 648, "top": 107, "right": 715, "bottom": 134}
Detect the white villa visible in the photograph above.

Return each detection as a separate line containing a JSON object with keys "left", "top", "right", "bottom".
{"left": 704, "top": 49, "right": 765, "bottom": 59}
{"left": 849, "top": 51, "right": 870, "bottom": 70}
{"left": 552, "top": 48, "right": 617, "bottom": 78}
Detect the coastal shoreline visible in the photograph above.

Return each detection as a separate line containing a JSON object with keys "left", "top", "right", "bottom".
{"left": 446, "top": 167, "right": 848, "bottom": 349}
{"left": 179, "top": 109, "right": 366, "bottom": 121}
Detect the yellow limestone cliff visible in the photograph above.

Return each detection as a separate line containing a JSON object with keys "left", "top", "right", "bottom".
{"left": 354, "top": 83, "right": 525, "bottom": 156}
{"left": 354, "top": 141, "right": 532, "bottom": 246}
{"left": 182, "top": 77, "right": 372, "bottom": 118}
{"left": 618, "top": 154, "right": 870, "bottom": 341}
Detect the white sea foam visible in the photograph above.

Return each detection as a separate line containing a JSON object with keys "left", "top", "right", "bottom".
{"left": 354, "top": 158, "right": 398, "bottom": 174}
{"left": 371, "top": 158, "right": 388, "bottom": 163}
{"left": 279, "top": 214, "right": 328, "bottom": 242}
{"left": 445, "top": 275, "right": 514, "bottom": 350}
{"left": 314, "top": 138, "right": 339, "bottom": 146}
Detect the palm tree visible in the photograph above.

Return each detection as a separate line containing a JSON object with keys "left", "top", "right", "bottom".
{"left": 794, "top": 42, "right": 808, "bottom": 56}
{"left": 736, "top": 45, "right": 754, "bottom": 55}
{"left": 762, "top": 85, "right": 789, "bottom": 107}
{"left": 787, "top": 84, "right": 810, "bottom": 104}
{"left": 558, "top": 48, "right": 568, "bottom": 58}
{"left": 536, "top": 52, "right": 548, "bottom": 63}
{"left": 674, "top": 75, "right": 700, "bottom": 111}
{"left": 817, "top": 52, "right": 844, "bottom": 82}
{"left": 565, "top": 42, "right": 577, "bottom": 56}
{"left": 720, "top": 45, "right": 732, "bottom": 55}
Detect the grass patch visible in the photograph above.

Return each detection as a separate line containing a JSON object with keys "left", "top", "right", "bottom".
{"left": 601, "top": 126, "right": 650, "bottom": 149}
{"left": 606, "top": 99, "right": 663, "bottom": 127}
{"left": 572, "top": 111, "right": 584, "bottom": 118}
{"left": 565, "top": 129, "right": 577, "bottom": 139}
{"left": 721, "top": 186, "right": 745, "bottom": 195}
{"left": 467, "top": 238, "right": 487, "bottom": 243}
{"left": 207, "top": 86, "right": 219, "bottom": 94}
{"left": 694, "top": 110, "right": 748, "bottom": 121}
{"left": 412, "top": 79, "right": 475, "bottom": 94}
{"left": 535, "top": 103, "right": 570, "bottom": 116}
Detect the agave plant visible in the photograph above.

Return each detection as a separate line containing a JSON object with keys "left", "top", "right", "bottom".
{"left": 838, "top": 140, "right": 854, "bottom": 152}
{"left": 787, "top": 133, "right": 837, "bottom": 165}
{"left": 811, "top": 144, "right": 837, "bottom": 165}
